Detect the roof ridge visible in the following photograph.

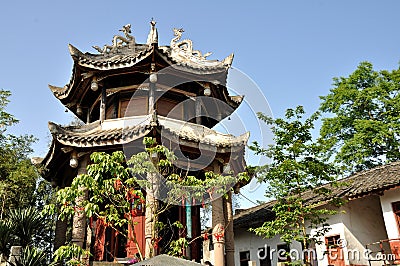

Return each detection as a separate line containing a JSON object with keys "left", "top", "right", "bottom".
{"left": 340, "top": 161, "right": 400, "bottom": 182}
{"left": 234, "top": 161, "right": 400, "bottom": 220}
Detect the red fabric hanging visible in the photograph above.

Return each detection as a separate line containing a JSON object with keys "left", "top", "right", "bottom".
{"left": 93, "top": 218, "right": 106, "bottom": 261}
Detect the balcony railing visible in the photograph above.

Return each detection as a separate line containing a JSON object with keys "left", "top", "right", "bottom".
{"left": 365, "top": 238, "right": 400, "bottom": 266}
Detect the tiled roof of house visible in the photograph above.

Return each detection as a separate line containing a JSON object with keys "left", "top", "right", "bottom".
{"left": 234, "top": 161, "right": 400, "bottom": 229}
{"left": 234, "top": 201, "right": 275, "bottom": 229}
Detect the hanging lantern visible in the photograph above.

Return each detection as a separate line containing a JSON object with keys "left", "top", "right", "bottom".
{"left": 203, "top": 87, "right": 211, "bottom": 96}
{"left": 69, "top": 151, "right": 78, "bottom": 168}
{"left": 149, "top": 73, "right": 158, "bottom": 83}
{"left": 91, "top": 77, "right": 99, "bottom": 91}
{"left": 76, "top": 105, "right": 83, "bottom": 116}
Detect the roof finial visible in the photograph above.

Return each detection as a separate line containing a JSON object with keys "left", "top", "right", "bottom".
{"left": 147, "top": 19, "right": 158, "bottom": 46}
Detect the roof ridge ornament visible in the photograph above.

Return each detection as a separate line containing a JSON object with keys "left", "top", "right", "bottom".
{"left": 92, "top": 24, "right": 136, "bottom": 54}
{"left": 170, "top": 28, "right": 212, "bottom": 61}
{"left": 222, "top": 53, "right": 234, "bottom": 66}
{"left": 146, "top": 19, "right": 158, "bottom": 46}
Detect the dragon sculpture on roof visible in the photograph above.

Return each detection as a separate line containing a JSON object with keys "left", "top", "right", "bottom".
{"left": 93, "top": 24, "right": 135, "bottom": 54}
{"left": 170, "top": 28, "right": 212, "bottom": 61}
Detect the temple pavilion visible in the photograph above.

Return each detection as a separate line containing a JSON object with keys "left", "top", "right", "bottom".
{"left": 40, "top": 21, "right": 249, "bottom": 266}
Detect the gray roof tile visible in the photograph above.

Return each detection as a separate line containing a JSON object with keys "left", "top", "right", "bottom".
{"left": 234, "top": 162, "right": 400, "bottom": 229}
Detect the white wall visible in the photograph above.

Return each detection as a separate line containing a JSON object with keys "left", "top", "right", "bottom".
{"left": 234, "top": 229, "right": 302, "bottom": 266}
{"left": 380, "top": 188, "right": 400, "bottom": 239}
{"left": 311, "top": 222, "right": 345, "bottom": 266}
{"left": 312, "top": 195, "right": 389, "bottom": 266}
{"left": 342, "top": 195, "right": 389, "bottom": 266}
{"left": 234, "top": 195, "right": 389, "bottom": 266}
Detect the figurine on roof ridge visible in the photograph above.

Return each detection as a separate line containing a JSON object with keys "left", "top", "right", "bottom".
{"left": 93, "top": 24, "right": 135, "bottom": 54}
{"left": 146, "top": 20, "right": 158, "bottom": 46}
{"left": 170, "top": 28, "right": 212, "bottom": 61}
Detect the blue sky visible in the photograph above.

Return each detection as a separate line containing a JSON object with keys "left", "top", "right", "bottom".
{"left": 1, "top": 1, "right": 400, "bottom": 207}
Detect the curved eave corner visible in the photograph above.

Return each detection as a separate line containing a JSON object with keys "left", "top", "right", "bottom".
{"left": 48, "top": 84, "right": 64, "bottom": 97}
{"left": 232, "top": 131, "right": 251, "bottom": 189}
{"left": 222, "top": 53, "right": 234, "bottom": 68}
{"left": 47, "top": 44, "right": 82, "bottom": 101}
{"left": 36, "top": 137, "right": 58, "bottom": 181}
{"left": 68, "top": 44, "right": 84, "bottom": 60}
{"left": 229, "top": 95, "right": 244, "bottom": 106}
{"left": 236, "top": 131, "right": 250, "bottom": 146}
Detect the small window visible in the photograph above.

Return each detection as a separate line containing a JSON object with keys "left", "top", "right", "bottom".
{"left": 239, "top": 251, "right": 250, "bottom": 266}
{"left": 326, "top": 235, "right": 341, "bottom": 248}
{"left": 277, "top": 243, "right": 290, "bottom": 262}
{"left": 259, "top": 246, "right": 271, "bottom": 266}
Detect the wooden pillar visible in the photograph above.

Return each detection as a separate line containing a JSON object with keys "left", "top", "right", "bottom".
{"left": 224, "top": 190, "right": 235, "bottom": 266}
{"left": 54, "top": 218, "right": 67, "bottom": 251}
{"left": 86, "top": 108, "right": 91, "bottom": 124}
{"left": 144, "top": 193, "right": 156, "bottom": 258}
{"left": 212, "top": 161, "right": 225, "bottom": 266}
{"left": 86, "top": 222, "right": 92, "bottom": 256}
{"left": 195, "top": 98, "right": 202, "bottom": 125}
{"left": 148, "top": 80, "right": 155, "bottom": 114}
{"left": 191, "top": 205, "right": 201, "bottom": 261}
{"left": 148, "top": 63, "right": 157, "bottom": 115}
{"left": 144, "top": 172, "right": 158, "bottom": 259}
{"left": 93, "top": 218, "right": 106, "bottom": 261}
{"left": 100, "top": 86, "right": 106, "bottom": 123}
{"left": 185, "top": 202, "right": 192, "bottom": 260}
{"left": 71, "top": 156, "right": 89, "bottom": 248}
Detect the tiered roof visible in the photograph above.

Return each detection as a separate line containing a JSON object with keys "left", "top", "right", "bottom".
{"left": 39, "top": 22, "right": 249, "bottom": 185}
{"left": 48, "top": 22, "right": 239, "bottom": 121}
{"left": 46, "top": 113, "right": 249, "bottom": 149}
{"left": 42, "top": 114, "right": 249, "bottom": 183}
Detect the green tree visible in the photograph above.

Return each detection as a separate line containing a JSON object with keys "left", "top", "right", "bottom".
{"left": 45, "top": 150, "right": 145, "bottom": 261}
{"left": 0, "top": 89, "right": 55, "bottom": 260}
{"left": 0, "top": 90, "right": 38, "bottom": 218}
{"left": 250, "top": 106, "right": 342, "bottom": 264}
{"left": 46, "top": 137, "right": 246, "bottom": 263}
{"left": 319, "top": 62, "right": 400, "bottom": 172}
